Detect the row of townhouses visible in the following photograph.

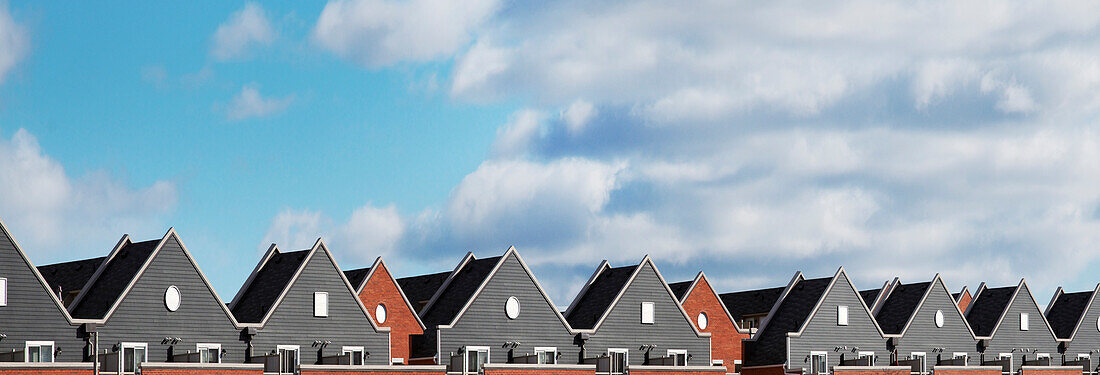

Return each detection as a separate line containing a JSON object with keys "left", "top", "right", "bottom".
{"left": 0, "top": 219, "right": 1098, "bottom": 375}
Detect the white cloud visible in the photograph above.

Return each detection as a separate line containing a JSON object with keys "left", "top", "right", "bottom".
{"left": 334, "top": 204, "right": 405, "bottom": 263}
{"left": 0, "top": 3, "right": 28, "bottom": 83}
{"left": 313, "top": 0, "right": 501, "bottom": 67}
{"left": 258, "top": 209, "right": 324, "bottom": 253}
{"left": 226, "top": 85, "right": 293, "bottom": 121}
{"left": 211, "top": 2, "right": 275, "bottom": 61}
{"left": 490, "top": 109, "right": 542, "bottom": 158}
{"left": 0, "top": 129, "right": 176, "bottom": 259}
{"left": 561, "top": 100, "right": 596, "bottom": 135}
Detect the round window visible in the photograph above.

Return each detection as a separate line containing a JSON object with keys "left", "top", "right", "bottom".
{"left": 1096, "top": 316, "right": 1100, "bottom": 332}
{"left": 697, "top": 312, "right": 709, "bottom": 330}
{"left": 376, "top": 304, "right": 388, "bottom": 324}
{"left": 935, "top": 310, "right": 944, "bottom": 328}
{"left": 505, "top": 296, "right": 521, "bottom": 319}
{"left": 165, "top": 285, "right": 181, "bottom": 312}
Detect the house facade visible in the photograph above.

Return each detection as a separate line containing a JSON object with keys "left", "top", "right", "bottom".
{"left": 345, "top": 257, "right": 426, "bottom": 365}
{"left": 965, "top": 281, "right": 1060, "bottom": 374}
{"left": 671, "top": 272, "right": 750, "bottom": 372}
{"left": 1045, "top": 284, "right": 1100, "bottom": 371}
{"left": 873, "top": 276, "right": 979, "bottom": 371}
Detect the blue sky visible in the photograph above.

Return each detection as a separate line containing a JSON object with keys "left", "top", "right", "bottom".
{"left": 2, "top": 1, "right": 1100, "bottom": 305}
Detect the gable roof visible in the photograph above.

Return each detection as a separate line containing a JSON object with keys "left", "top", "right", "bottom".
{"left": 744, "top": 275, "right": 831, "bottom": 366}
{"left": 1045, "top": 286, "right": 1097, "bottom": 340}
{"left": 861, "top": 288, "right": 883, "bottom": 310}
{"left": 874, "top": 281, "right": 932, "bottom": 335}
{"left": 69, "top": 238, "right": 160, "bottom": 319}
{"left": 0, "top": 218, "right": 78, "bottom": 324}
{"left": 396, "top": 271, "right": 451, "bottom": 312}
{"left": 343, "top": 267, "right": 371, "bottom": 293}
{"left": 953, "top": 286, "right": 971, "bottom": 302}
{"left": 419, "top": 255, "right": 502, "bottom": 327}
{"left": 37, "top": 256, "right": 106, "bottom": 298}
{"left": 719, "top": 285, "right": 786, "bottom": 323}
{"left": 565, "top": 263, "right": 637, "bottom": 329}
{"left": 674, "top": 272, "right": 747, "bottom": 332}
{"left": 965, "top": 285, "right": 1016, "bottom": 337}
{"left": 344, "top": 257, "right": 426, "bottom": 331}
{"left": 230, "top": 247, "right": 310, "bottom": 323}
{"left": 669, "top": 280, "right": 693, "bottom": 301}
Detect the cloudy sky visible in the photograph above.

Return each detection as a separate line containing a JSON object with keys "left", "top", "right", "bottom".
{"left": 2, "top": 1, "right": 1100, "bottom": 306}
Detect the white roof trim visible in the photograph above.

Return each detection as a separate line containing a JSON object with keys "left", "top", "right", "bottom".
{"left": 975, "top": 280, "right": 1059, "bottom": 341}
{"left": 746, "top": 271, "right": 804, "bottom": 341}
{"left": 890, "top": 274, "right": 978, "bottom": 339}
{"left": 682, "top": 272, "right": 749, "bottom": 333}
{"left": 564, "top": 260, "right": 610, "bottom": 317}
{"left": 788, "top": 267, "right": 886, "bottom": 338}
{"left": 0, "top": 218, "right": 80, "bottom": 325}
{"left": 228, "top": 243, "right": 279, "bottom": 310}
{"left": 1053, "top": 284, "right": 1100, "bottom": 342}
{"left": 418, "top": 252, "right": 475, "bottom": 318}
{"left": 66, "top": 234, "right": 131, "bottom": 312}
{"left": 356, "top": 257, "right": 426, "bottom": 330}
{"left": 317, "top": 240, "right": 388, "bottom": 332}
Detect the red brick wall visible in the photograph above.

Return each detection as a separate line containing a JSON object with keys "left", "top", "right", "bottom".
{"left": 139, "top": 369, "right": 262, "bottom": 375}
{"left": 934, "top": 369, "right": 1001, "bottom": 375}
{"left": 742, "top": 366, "right": 788, "bottom": 375}
{"left": 483, "top": 368, "right": 595, "bottom": 375}
{"left": 679, "top": 275, "right": 749, "bottom": 368}
{"left": 1019, "top": 368, "right": 1082, "bottom": 375}
{"left": 0, "top": 370, "right": 91, "bottom": 375}
{"left": 357, "top": 261, "right": 426, "bottom": 364}
{"left": 957, "top": 291, "right": 972, "bottom": 312}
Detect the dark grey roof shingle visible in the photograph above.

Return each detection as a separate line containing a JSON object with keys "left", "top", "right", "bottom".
{"left": 720, "top": 286, "right": 786, "bottom": 322}
{"left": 69, "top": 240, "right": 160, "bottom": 319}
{"left": 669, "top": 280, "right": 693, "bottom": 301}
{"left": 230, "top": 249, "right": 310, "bottom": 323}
{"left": 1046, "top": 290, "right": 1094, "bottom": 339}
{"left": 860, "top": 288, "right": 882, "bottom": 308}
{"left": 343, "top": 267, "right": 371, "bottom": 292}
{"left": 409, "top": 256, "right": 503, "bottom": 358}
{"left": 875, "top": 282, "right": 931, "bottom": 334}
{"left": 744, "top": 277, "right": 831, "bottom": 367}
{"left": 397, "top": 271, "right": 451, "bottom": 311}
{"left": 565, "top": 264, "right": 638, "bottom": 330}
{"left": 965, "top": 286, "right": 1016, "bottom": 337}
{"left": 37, "top": 256, "right": 106, "bottom": 296}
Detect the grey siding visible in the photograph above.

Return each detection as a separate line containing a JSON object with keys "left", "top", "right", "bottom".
{"left": 895, "top": 280, "right": 979, "bottom": 365}
{"left": 437, "top": 253, "right": 576, "bottom": 364}
{"left": 0, "top": 228, "right": 83, "bottom": 362}
{"left": 94, "top": 236, "right": 245, "bottom": 363}
{"left": 580, "top": 262, "right": 711, "bottom": 366}
{"left": 984, "top": 284, "right": 1059, "bottom": 372}
{"left": 250, "top": 249, "right": 389, "bottom": 365}
{"left": 1066, "top": 293, "right": 1100, "bottom": 370}
{"left": 789, "top": 272, "right": 885, "bottom": 371}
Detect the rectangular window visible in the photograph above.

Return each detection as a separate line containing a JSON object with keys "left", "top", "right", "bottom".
{"left": 837, "top": 306, "right": 849, "bottom": 326}
{"left": 314, "top": 292, "right": 329, "bottom": 317}
{"left": 465, "top": 346, "right": 489, "bottom": 375}
{"left": 1020, "top": 313, "right": 1029, "bottom": 331}
{"left": 668, "top": 349, "right": 687, "bottom": 366}
{"left": 343, "top": 346, "right": 365, "bottom": 365}
{"left": 25, "top": 341, "right": 54, "bottom": 363}
{"left": 810, "top": 352, "right": 827, "bottom": 375}
{"left": 120, "top": 343, "right": 147, "bottom": 375}
{"left": 911, "top": 352, "right": 927, "bottom": 375}
{"left": 609, "top": 349, "right": 629, "bottom": 375}
{"left": 1037, "top": 353, "right": 1050, "bottom": 365}
{"left": 953, "top": 353, "right": 968, "bottom": 366}
{"left": 0, "top": 277, "right": 6, "bottom": 306}
{"left": 278, "top": 345, "right": 300, "bottom": 375}
{"left": 535, "top": 347, "right": 557, "bottom": 365}
{"left": 641, "top": 302, "right": 655, "bottom": 324}
{"left": 197, "top": 343, "right": 221, "bottom": 364}
{"left": 999, "top": 353, "right": 1012, "bottom": 375}
{"left": 858, "top": 351, "right": 875, "bottom": 366}
{"left": 1079, "top": 354, "right": 1091, "bottom": 375}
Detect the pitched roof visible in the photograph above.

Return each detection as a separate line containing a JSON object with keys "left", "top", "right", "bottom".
{"left": 965, "top": 285, "right": 1016, "bottom": 337}
{"left": 1046, "top": 290, "right": 1094, "bottom": 339}
{"left": 565, "top": 264, "right": 638, "bottom": 330}
{"left": 230, "top": 249, "right": 310, "bottom": 323}
{"left": 37, "top": 256, "right": 106, "bottom": 296}
{"left": 669, "top": 280, "right": 693, "bottom": 300}
{"left": 745, "top": 277, "right": 831, "bottom": 366}
{"left": 397, "top": 271, "right": 451, "bottom": 312}
{"left": 874, "top": 281, "right": 932, "bottom": 335}
{"left": 343, "top": 267, "right": 371, "bottom": 292}
{"left": 69, "top": 239, "right": 159, "bottom": 319}
{"left": 720, "top": 286, "right": 786, "bottom": 322}
{"left": 419, "top": 256, "right": 502, "bottom": 327}
{"left": 860, "top": 288, "right": 882, "bottom": 309}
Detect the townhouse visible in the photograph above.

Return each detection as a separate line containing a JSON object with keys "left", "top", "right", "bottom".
{"left": 742, "top": 268, "right": 886, "bottom": 375}
{"left": 344, "top": 257, "right": 426, "bottom": 365}
{"left": 229, "top": 240, "right": 391, "bottom": 371}
{"left": 671, "top": 272, "right": 750, "bottom": 372}
{"left": 965, "top": 281, "right": 1060, "bottom": 374}
{"left": 1045, "top": 285, "right": 1100, "bottom": 372}
{"left": 871, "top": 276, "right": 979, "bottom": 371}
{"left": 565, "top": 256, "right": 711, "bottom": 372}
{"left": 719, "top": 286, "right": 785, "bottom": 335}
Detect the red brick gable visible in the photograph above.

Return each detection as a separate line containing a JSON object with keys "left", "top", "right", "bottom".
{"left": 679, "top": 273, "right": 749, "bottom": 370}
{"left": 357, "top": 260, "right": 426, "bottom": 364}
{"left": 957, "top": 289, "right": 973, "bottom": 313}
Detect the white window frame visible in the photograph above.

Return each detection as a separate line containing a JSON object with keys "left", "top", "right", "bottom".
{"left": 999, "top": 353, "right": 1013, "bottom": 375}
{"left": 837, "top": 306, "right": 849, "bottom": 326}
{"left": 278, "top": 345, "right": 301, "bottom": 375}
{"left": 343, "top": 346, "right": 365, "bottom": 365}
{"left": 534, "top": 347, "right": 557, "bottom": 365}
{"left": 1020, "top": 313, "right": 1029, "bottom": 331}
{"left": 197, "top": 343, "right": 221, "bottom": 364}
{"left": 810, "top": 351, "right": 828, "bottom": 375}
{"left": 120, "top": 342, "right": 148, "bottom": 375}
{"left": 668, "top": 349, "right": 688, "bottom": 366}
{"left": 464, "top": 346, "right": 490, "bottom": 375}
{"left": 24, "top": 341, "right": 54, "bottom": 363}
{"left": 641, "top": 302, "right": 655, "bottom": 324}
{"left": 858, "top": 351, "right": 875, "bottom": 366}
{"left": 911, "top": 352, "right": 927, "bottom": 375}
{"left": 953, "top": 352, "right": 968, "bottom": 366}
{"left": 1037, "top": 353, "right": 1050, "bottom": 364}
{"left": 391, "top": 357, "right": 404, "bottom": 365}
{"left": 314, "top": 292, "right": 329, "bottom": 317}
{"left": 0, "top": 277, "right": 7, "bottom": 306}
{"left": 609, "top": 348, "right": 629, "bottom": 375}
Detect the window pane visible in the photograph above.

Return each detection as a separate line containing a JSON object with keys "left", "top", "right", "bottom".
{"left": 41, "top": 345, "right": 53, "bottom": 363}
{"left": 28, "top": 346, "right": 40, "bottom": 362}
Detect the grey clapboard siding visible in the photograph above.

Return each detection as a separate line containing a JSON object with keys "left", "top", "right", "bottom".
{"left": 581, "top": 262, "right": 711, "bottom": 366}
{"left": 0, "top": 228, "right": 83, "bottom": 362}
{"left": 893, "top": 280, "right": 979, "bottom": 365}
{"left": 94, "top": 236, "right": 245, "bottom": 363}
{"left": 1065, "top": 292, "right": 1100, "bottom": 370}
{"left": 789, "top": 272, "right": 885, "bottom": 371}
{"left": 249, "top": 249, "right": 389, "bottom": 365}
{"left": 983, "top": 284, "right": 1059, "bottom": 370}
{"left": 437, "top": 253, "right": 576, "bottom": 364}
